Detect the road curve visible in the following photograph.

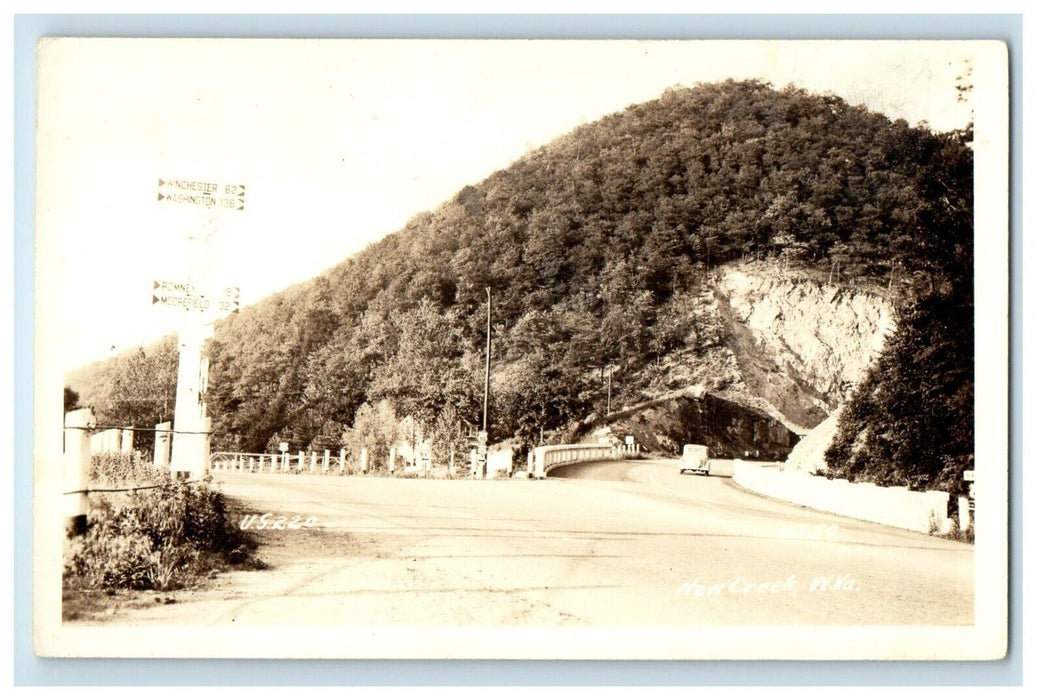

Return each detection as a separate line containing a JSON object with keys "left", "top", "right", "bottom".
{"left": 95, "top": 458, "right": 973, "bottom": 627}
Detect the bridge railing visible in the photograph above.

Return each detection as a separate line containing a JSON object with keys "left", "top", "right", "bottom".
{"left": 210, "top": 449, "right": 345, "bottom": 474}
{"left": 529, "top": 443, "right": 620, "bottom": 479}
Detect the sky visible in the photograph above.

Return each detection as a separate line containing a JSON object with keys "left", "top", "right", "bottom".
{"left": 35, "top": 39, "right": 980, "bottom": 372}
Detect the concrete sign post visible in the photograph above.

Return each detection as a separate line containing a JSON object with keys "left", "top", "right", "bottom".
{"left": 169, "top": 319, "right": 209, "bottom": 478}
{"left": 157, "top": 176, "right": 244, "bottom": 479}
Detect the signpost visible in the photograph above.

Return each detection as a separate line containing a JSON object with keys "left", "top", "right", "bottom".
{"left": 156, "top": 175, "right": 245, "bottom": 478}
{"left": 476, "top": 430, "right": 488, "bottom": 479}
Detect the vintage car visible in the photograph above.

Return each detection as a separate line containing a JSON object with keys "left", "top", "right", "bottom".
{"left": 679, "top": 444, "right": 710, "bottom": 475}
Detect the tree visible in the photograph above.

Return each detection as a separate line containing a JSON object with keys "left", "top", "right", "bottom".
{"left": 824, "top": 290, "right": 973, "bottom": 491}
{"left": 64, "top": 386, "right": 80, "bottom": 413}
{"left": 367, "top": 299, "right": 482, "bottom": 431}
{"left": 341, "top": 400, "right": 402, "bottom": 472}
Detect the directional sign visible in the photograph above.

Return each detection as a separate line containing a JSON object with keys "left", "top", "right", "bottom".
{"left": 152, "top": 280, "right": 240, "bottom": 314}
{"left": 157, "top": 178, "right": 246, "bottom": 211}
{"left": 152, "top": 290, "right": 212, "bottom": 312}
{"left": 214, "top": 286, "right": 241, "bottom": 313}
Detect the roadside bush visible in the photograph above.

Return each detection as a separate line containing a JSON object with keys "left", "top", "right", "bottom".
{"left": 90, "top": 452, "right": 164, "bottom": 488}
{"left": 65, "top": 475, "right": 250, "bottom": 591}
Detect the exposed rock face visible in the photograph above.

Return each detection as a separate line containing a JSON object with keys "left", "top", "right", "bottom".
{"left": 588, "top": 263, "right": 894, "bottom": 459}
{"left": 783, "top": 408, "right": 841, "bottom": 473}
{"left": 714, "top": 264, "right": 895, "bottom": 431}
{"left": 599, "top": 390, "right": 801, "bottom": 462}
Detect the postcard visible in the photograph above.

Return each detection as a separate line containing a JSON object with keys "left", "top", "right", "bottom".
{"left": 33, "top": 38, "right": 1009, "bottom": 659}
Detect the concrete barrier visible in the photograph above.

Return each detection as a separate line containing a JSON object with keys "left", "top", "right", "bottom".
{"left": 731, "top": 460, "right": 960, "bottom": 535}
{"left": 530, "top": 444, "right": 620, "bottom": 479}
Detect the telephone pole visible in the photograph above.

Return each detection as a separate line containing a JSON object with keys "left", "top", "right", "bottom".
{"left": 481, "top": 287, "right": 491, "bottom": 478}
{"left": 483, "top": 287, "right": 491, "bottom": 433}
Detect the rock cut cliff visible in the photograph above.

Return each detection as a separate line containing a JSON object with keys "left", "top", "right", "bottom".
{"left": 599, "top": 263, "right": 895, "bottom": 457}
{"left": 714, "top": 263, "right": 895, "bottom": 432}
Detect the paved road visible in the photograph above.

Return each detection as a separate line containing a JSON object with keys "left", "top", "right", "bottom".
{"left": 103, "top": 458, "right": 973, "bottom": 626}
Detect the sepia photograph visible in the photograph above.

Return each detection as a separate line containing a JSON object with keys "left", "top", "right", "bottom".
{"left": 32, "top": 37, "right": 1010, "bottom": 660}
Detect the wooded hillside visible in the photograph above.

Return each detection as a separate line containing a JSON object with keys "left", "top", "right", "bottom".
{"left": 69, "top": 80, "right": 974, "bottom": 488}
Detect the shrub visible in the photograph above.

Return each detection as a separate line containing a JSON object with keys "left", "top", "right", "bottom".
{"left": 65, "top": 475, "right": 249, "bottom": 591}
{"left": 90, "top": 452, "right": 164, "bottom": 488}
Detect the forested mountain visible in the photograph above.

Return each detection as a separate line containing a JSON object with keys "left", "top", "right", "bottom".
{"left": 69, "top": 80, "right": 974, "bottom": 489}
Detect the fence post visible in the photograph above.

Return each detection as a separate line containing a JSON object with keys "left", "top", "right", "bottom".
{"left": 154, "top": 421, "right": 172, "bottom": 468}
{"left": 339, "top": 447, "right": 346, "bottom": 474}
{"left": 310, "top": 451, "right": 317, "bottom": 474}
{"left": 202, "top": 416, "right": 212, "bottom": 476}
{"left": 282, "top": 452, "right": 289, "bottom": 473}
{"left": 298, "top": 451, "right": 304, "bottom": 474}
{"left": 360, "top": 448, "right": 368, "bottom": 474}
{"left": 64, "top": 408, "right": 94, "bottom": 537}
{"left": 323, "top": 449, "right": 330, "bottom": 473}
{"left": 120, "top": 427, "right": 134, "bottom": 454}
{"left": 388, "top": 446, "right": 396, "bottom": 474}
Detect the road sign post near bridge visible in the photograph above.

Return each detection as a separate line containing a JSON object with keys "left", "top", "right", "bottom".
{"left": 157, "top": 176, "right": 246, "bottom": 478}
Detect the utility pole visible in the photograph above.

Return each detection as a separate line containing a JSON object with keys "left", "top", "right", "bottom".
{"left": 483, "top": 287, "right": 491, "bottom": 433}
{"left": 607, "top": 363, "right": 613, "bottom": 416}
{"left": 481, "top": 287, "right": 491, "bottom": 479}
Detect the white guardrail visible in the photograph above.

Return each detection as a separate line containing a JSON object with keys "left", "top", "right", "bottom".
{"left": 530, "top": 443, "right": 620, "bottom": 479}
{"left": 731, "top": 460, "right": 971, "bottom": 534}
